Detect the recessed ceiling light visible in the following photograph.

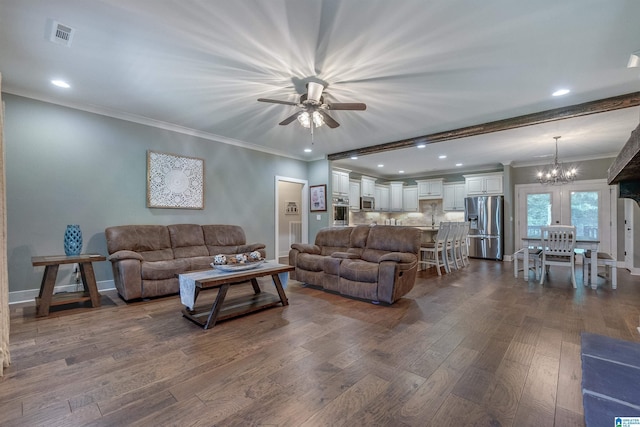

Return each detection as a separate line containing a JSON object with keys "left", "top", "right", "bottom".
{"left": 417, "top": 144, "right": 426, "bottom": 148}
{"left": 350, "top": 156, "right": 358, "bottom": 160}
{"left": 398, "top": 170, "right": 405, "bottom": 174}
{"left": 377, "top": 164, "right": 384, "bottom": 168}
{"left": 51, "top": 79, "right": 70, "bottom": 88}
{"left": 627, "top": 51, "right": 640, "bottom": 68}
{"left": 456, "top": 163, "right": 463, "bottom": 167}
{"left": 552, "top": 88, "right": 570, "bottom": 97}
{"left": 438, "top": 155, "right": 447, "bottom": 159}
{"left": 304, "top": 148, "right": 312, "bottom": 153}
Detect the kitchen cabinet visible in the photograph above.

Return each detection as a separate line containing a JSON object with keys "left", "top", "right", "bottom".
{"left": 416, "top": 178, "right": 444, "bottom": 199}
{"left": 443, "top": 182, "right": 466, "bottom": 211}
{"left": 332, "top": 170, "right": 350, "bottom": 195}
{"left": 403, "top": 186, "right": 419, "bottom": 212}
{"left": 361, "top": 175, "right": 376, "bottom": 197}
{"left": 389, "top": 182, "right": 404, "bottom": 211}
{"left": 464, "top": 172, "right": 503, "bottom": 195}
{"left": 375, "top": 184, "right": 389, "bottom": 211}
{"left": 349, "top": 181, "right": 360, "bottom": 210}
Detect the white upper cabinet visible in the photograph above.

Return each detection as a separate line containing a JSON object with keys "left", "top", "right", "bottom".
{"left": 443, "top": 182, "right": 466, "bottom": 211}
{"left": 389, "top": 182, "right": 404, "bottom": 211}
{"left": 349, "top": 181, "right": 360, "bottom": 210}
{"left": 416, "top": 178, "right": 444, "bottom": 199}
{"left": 464, "top": 172, "right": 503, "bottom": 195}
{"left": 361, "top": 175, "right": 376, "bottom": 197}
{"left": 403, "top": 186, "right": 419, "bottom": 212}
{"left": 375, "top": 184, "right": 390, "bottom": 211}
{"left": 332, "top": 170, "right": 350, "bottom": 195}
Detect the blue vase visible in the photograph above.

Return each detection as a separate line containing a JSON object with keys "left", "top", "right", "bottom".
{"left": 63, "top": 224, "right": 83, "bottom": 256}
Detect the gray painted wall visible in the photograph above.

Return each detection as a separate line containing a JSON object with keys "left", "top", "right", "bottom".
{"left": 511, "top": 158, "right": 615, "bottom": 185}
{"left": 4, "top": 94, "right": 308, "bottom": 293}
{"left": 307, "top": 159, "right": 331, "bottom": 243}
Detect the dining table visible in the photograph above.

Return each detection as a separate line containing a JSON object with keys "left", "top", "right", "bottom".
{"left": 521, "top": 237, "right": 600, "bottom": 289}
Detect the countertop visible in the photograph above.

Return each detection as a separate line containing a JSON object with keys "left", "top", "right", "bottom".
{"left": 350, "top": 224, "right": 440, "bottom": 230}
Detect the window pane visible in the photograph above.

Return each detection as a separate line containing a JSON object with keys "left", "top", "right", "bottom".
{"left": 527, "top": 193, "right": 551, "bottom": 237}
{"left": 571, "top": 191, "right": 598, "bottom": 239}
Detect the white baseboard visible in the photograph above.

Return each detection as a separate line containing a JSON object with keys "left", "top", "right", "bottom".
{"left": 9, "top": 279, "right": 115, "bottom": 305}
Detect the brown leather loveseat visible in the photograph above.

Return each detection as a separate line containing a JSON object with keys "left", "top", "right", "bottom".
{"left": 105, "top": 224, "right": 266, "bottom": 301}
{"left": 289, "top": 225, "right": 421, "bottom": 304}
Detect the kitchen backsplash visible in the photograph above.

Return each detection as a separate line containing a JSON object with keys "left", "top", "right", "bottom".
{"left": 350, "top": 200, "right": 464, "bottom": 226}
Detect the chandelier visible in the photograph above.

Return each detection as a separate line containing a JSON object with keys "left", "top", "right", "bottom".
{"left": 537, "top": 136, "right": 577, "bottom": 185}
{"left": 297, "top": 110, "right": 324, "bottom": 128}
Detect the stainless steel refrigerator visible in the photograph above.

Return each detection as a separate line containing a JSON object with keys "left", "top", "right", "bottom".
{"left": 464, "top": 195, "right": 503, "bottom": 260}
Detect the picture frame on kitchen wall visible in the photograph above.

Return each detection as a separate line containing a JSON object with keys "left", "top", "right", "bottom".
{"left": 309, "top": 184, "right": 327, "bottom": 212}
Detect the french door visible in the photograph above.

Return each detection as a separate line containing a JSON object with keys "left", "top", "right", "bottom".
{"left": 515, "top": 179, "right": 616, "bottom": 256}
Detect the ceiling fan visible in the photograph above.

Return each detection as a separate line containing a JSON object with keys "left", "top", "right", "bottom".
{"left": 257, "top": 81, "right": 366, "bottom": 129}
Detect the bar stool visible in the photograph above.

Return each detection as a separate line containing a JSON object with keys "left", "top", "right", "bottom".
{"left": 582, "top": 250, "right": 617, "bottom": 289}
{"left": 420, "top": 223, "right": 450, "bottom": 275}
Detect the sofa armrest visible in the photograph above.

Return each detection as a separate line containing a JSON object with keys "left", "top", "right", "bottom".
{"left": 108, "top": 250, "right": 144, "bottom": 262}
{"left": 331, "top": 251, "right": 360, "bottom": 259}
{"left": 379, "top": 252, "right": 417, "bottom": 263}
{"left": 291, "top": 243, "right": 321, "bottom": 255}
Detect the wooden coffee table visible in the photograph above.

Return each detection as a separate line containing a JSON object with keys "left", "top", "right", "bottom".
{"left": 31, "top": 254, "right": 106, "bottom": 317}
{"left": 179, "top": 262, "right": 294, "bottom": 329}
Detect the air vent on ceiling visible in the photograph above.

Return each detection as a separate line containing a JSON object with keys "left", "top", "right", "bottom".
{"left": 49, "top": 21, "right": 75, "bottom": 47}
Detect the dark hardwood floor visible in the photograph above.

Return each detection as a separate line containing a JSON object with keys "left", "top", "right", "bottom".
{"left": 2, "top": 260, "right": 639, "bottom": 426}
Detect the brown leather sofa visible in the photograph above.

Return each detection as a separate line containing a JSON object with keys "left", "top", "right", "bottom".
{"left": 289, "top": 225, "right": 421, "bottom": 304}
{"left": 105, "top": 224, "right": 266, "bottom": 301}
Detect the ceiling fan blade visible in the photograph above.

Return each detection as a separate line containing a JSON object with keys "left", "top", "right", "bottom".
{"left": 258, "top": 98, "right": 299, "bottom": 106}
{"left": 327, "top": 102, "right": 367, "bottom": 111}
{"left": 279, "top": 112, "right": 300, "bottom": 126}
{"left": 318, "top": 110, "right": 340, "bottom": 128}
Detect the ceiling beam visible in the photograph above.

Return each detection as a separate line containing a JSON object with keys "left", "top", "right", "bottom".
{"left": 327, "top": 91, "right": 640, "bottom": 161}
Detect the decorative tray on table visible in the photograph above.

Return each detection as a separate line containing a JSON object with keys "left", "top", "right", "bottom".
{"left": 210, "top": 252, "right": 265, "bottom": 272}
{"left": 212, "top": 260, "right": 265, "bottom": 272}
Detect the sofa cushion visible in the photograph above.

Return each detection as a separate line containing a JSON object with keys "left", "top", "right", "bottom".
{"left": 339, "top": 259, "right": 379, "bottom": 283}
{"left": 315, "top": 227, "right": 353, "bottom": 256}
{"left": 203, "top": 224, "right": 246, "bottom": 245}
{"left": 296, "top": 253, "right": 325, "bottom": 273}
{"left": 168, "top": 224, "right": 209, "bottom": 258}
{"left": 105, "top": 225, "right": 174, "bottom": 262}
{"left": 141, "top": 258, "right": 191, "bottom": 281}
{"left": 361, "top": 226, "right": 420, "bottom": 263}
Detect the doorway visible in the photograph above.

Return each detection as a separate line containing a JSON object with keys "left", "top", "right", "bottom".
{"left": 515, "top": 179, "right": 616, "bottom": 257}
{"left": 275, "top": 176, "right": 308, "bottom": 263}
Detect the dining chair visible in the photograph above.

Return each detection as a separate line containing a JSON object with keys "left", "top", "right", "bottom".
{"left": 582, "top": 250, "right": 617, "bottom": 289}
{"left": 539, "top": 225, "right": 577, "bottom": 288}
{"left": 420, "top": 222, "right": 450, "bottom": 275}
{"left": 513, "top": 247, "right": 542, "bottom": 280}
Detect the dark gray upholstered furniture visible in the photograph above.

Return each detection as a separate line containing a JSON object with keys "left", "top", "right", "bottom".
{"left": 581, "top": 332, "right": 640, "bottom": 426}
{"left": 105, "top": 224, "right": 266, "bottom": 301}
{"left": 289, "top": 225, "right": 421, "bottom": 304}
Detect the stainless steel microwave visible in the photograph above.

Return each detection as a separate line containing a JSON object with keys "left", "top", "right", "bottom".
{"left": 360, "top": 196, "right": 375, "bottom": 211}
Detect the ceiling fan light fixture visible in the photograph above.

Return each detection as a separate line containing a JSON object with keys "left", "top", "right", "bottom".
{"left": 297, "top": 111, "right": 324, "bottom": 128}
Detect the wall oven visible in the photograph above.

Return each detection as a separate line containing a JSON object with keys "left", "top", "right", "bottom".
{"left": 332, "top": 197, "right": 350, "bottom": 226}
